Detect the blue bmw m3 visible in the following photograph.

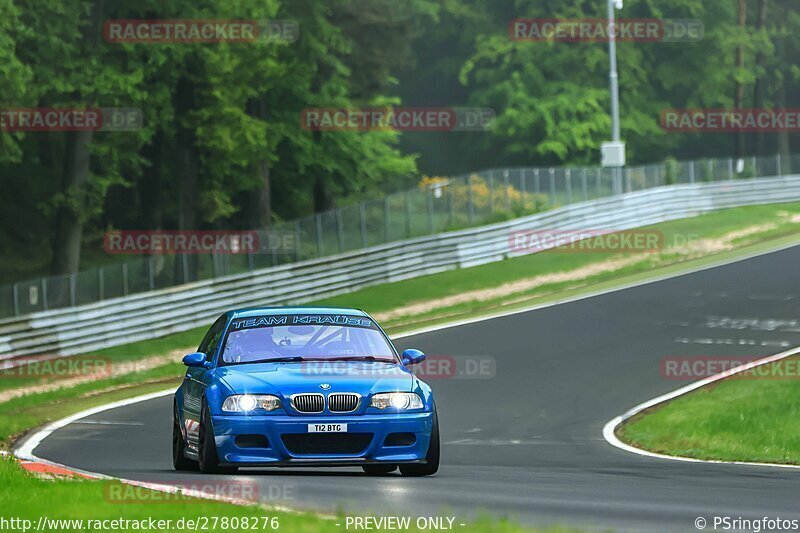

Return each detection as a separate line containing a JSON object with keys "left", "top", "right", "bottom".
{"left": 173, "top": 306, "right": 439, "bottom": 476}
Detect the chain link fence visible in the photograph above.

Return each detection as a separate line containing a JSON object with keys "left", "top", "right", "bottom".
{"left": 1, "top": 153, "right": 796, "bottom": 319}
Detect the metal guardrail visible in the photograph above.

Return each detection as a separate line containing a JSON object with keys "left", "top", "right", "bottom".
{"left": 2, "top": 174, "right": 800, "bottom": 363}
{"left": 3, "top": 153, "right": 797, "bottom": 319}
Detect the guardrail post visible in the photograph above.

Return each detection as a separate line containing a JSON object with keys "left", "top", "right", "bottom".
{"left": 565, "top": 169, "right": 572, "bottom": 204}
{"left": 467, "top": 176, "right": 474, "bottom": 224}
{"left": 148, "top": 256, "right": 156, "bottom": 288}
{"left": 596, "top": 168, "right": 601, "bottom": 198}
{"left": 777, "top": 153, "right": 783, "bottom": 176}
{"left": 448, "top": 183, "right": 455, "bottom": 227}
{"left": 404, "top": 191, "right": 412, "bottom": 237}
{"left": 315, "top": 214, "right": 323, "bottom": 256}
{"left": 98, "top": 268, "right": 104, "bottom": 301}
{"left": 12, "top": 283, "right": 19, "bottom": 316}
{"left": 182, "top": 254, "right": 191, "bottom": 280}
{"left": 625, "top": 168, "right": 632, "bottom": 192}
{"left": 294, "top": 220, "right": 301, "bottom": 261}
{"left": 334, "top": 209, "right": 344, "bottom": 253}
{"left": 41, "top": 278, "right": 48, "bottom": 311}
{"left": 271, "top": 226, "right": 279, "bottom": 265}
{"left": 728, "top": 158, "right": 734, "bottom": 180}
{"left": 581, "top": 168, "right": 588, "bottom": 200}
{"left": 521, "top": 168, "right": 527, "bottom": 198}
{"left": 69, "top": 273, "right": 76, "bottom": 306}
{"left": 534, "top": 168, "right": 540, "bottom": 194}
{"left": 426, "top": 188, "right": 434, "bottom": 233}
{"left": 357, "top": 204, "right": 365, "bottom": 249}
{"left": 503, "top": 169, "right": 510, "bottom": 210}
{"left": 488, "top": 170, "right": 495, "bottom": 214}
{"left": 549, "top": 168, "right": 555, "bottom": 204}
{"left": 384, "top": 198, "right": 390, "bottom": 243}
{"left": 689, "top": 161, "right": 695, "bottom": 183}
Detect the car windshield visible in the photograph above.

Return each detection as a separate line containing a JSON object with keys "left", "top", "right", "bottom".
{"left": 220, "top": 316, "right": 396, "bottom": 365}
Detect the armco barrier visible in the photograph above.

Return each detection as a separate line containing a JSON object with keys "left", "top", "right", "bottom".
{"left": 1, "top": 176, "right": 799, "bottom": 362}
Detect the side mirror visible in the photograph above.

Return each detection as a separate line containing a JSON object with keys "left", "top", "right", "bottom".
{"left": 402, "top": 349, "right": 426, "bottom": 366}
{"left": 183, "top": 352, "right": 208, "bottom": 368}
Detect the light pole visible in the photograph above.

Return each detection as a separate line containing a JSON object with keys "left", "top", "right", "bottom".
{"left": 601, "top": 0, "right": 626, "bottom": 194}
{"left": 608, "top": 0, "right": 621, "bottom": 143}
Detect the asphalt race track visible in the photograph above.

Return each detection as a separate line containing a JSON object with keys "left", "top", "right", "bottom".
{"left": 33, "top": 245, "right": 800, "bottom": 531}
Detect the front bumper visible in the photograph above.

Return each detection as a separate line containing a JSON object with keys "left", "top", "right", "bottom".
{"left": 211, "top": 411, "right": 433, "bottom": 466}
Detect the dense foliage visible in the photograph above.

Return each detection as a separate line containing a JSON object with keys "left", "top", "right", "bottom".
{"left": 0, "top": 0, "right": 797, "bottom": 282}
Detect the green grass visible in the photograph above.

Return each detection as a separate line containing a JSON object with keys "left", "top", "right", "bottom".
{"left": 619, "top": 356, "right": 800, "bottom": 464}
{"left": 0, "top": 455, "right": 566, "bottom": 532}
{"left": 0, "top": 363, "right": 182, "bottom": 445}
{"left": 0, "top": 454, "right": 333, "bottom": 533}
{"left": 0, "top": 366, "right": 564, "bottom": 532}
{"left": 4, "top": 201, "right": 800, "bottom": 529}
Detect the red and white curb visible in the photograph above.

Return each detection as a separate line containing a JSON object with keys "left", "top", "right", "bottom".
{"left": 10, "top": 389, "right": 333, "bottom": 516}
{"left": 603, "top": 345, "right": 800, "bottom": 470}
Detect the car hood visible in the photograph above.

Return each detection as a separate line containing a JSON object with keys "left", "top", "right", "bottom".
{"left": 216, "top": 361, "right": 415, "bottom": 397}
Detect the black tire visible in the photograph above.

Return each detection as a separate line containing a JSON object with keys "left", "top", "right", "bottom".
{"left": 400, "top": 409, "right": 440, "bottom": 477}
{"left": 362, "top": 464, "right": 398, "bottom": 475}
{"left": 198, "top": 400, "right": 237, "bottom": 474}
{"left": 173, "top": 404, "right": 197, "bottom": 471}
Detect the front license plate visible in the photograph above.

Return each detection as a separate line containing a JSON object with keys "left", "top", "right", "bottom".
{"left": 307, "top": 423, "right": 347, "bottom": 433}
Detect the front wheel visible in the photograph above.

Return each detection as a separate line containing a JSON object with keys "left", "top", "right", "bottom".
{"left": 400, "top": 409, "right": 440, "bottom": 477}
{"left": 198, "top": 401, "right": 237, "bottom": 474}
{"left": 173, "top": 404, "right": 197, "bottom": 471}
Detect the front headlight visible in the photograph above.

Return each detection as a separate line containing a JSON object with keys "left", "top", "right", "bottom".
{"left": 370, "top": 392, "right": 423, "bottom": 410}
{"left": 221, "top": 394, "right": 282, "bottom": 413}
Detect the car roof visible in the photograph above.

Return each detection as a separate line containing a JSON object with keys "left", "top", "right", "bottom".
{"left": 229, "top": 306, "right": 369, "bottom": 319}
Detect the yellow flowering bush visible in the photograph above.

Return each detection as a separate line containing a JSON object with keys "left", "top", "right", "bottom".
{"left": 418, "top": 175, "right": 548, "bottom": 214}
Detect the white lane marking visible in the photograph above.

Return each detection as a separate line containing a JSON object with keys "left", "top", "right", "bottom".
{"left": 674, "top": 337, "right": 792, "bottom": 347}
{"left": 11, "top": 388, "right": 330, "bottom": 517}
{"left": 704, "top": 316, "right": 800, "bottom": 332}
{"left": 748, "top": 294, "right": 796, "bottom": 301}
{"left": 446, "top": 438, "right": 543, "bottom": 445}
{"left": 602, "top": 345, "right": 800, "bottom": 470}
{"left": 392, "top": 240, "right": 800, "bottom": 341}
{"left": 73, "top": 420, "right": 145, "bottom": 426}
{"left": 14, "top": 389, "right": 175, "bottom": 461}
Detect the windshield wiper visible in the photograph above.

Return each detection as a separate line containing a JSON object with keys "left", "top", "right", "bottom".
{"left": 246, "top": 356, "right": 305, "bottom": 364}
{"left": 325, "top": 356, "right": 394, "bottom": 362}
